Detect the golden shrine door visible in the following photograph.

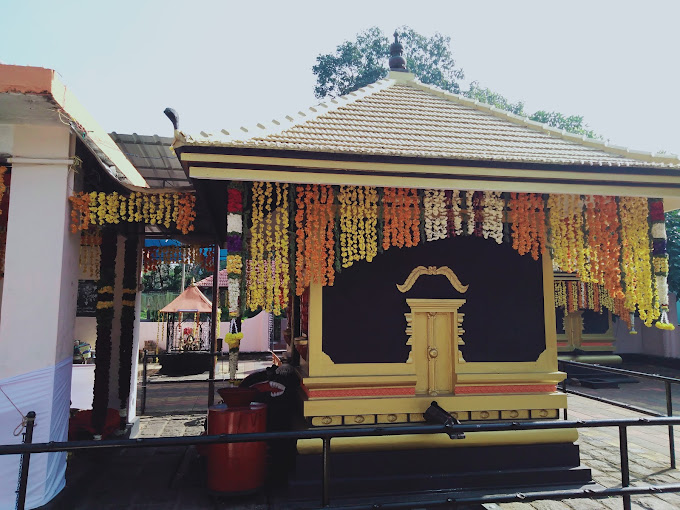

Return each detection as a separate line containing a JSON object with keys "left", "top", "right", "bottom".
{"left": 406, "top": 299, "right": 466, "bottom": 396}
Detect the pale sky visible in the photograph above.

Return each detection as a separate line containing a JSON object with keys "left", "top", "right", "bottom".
{"left": 3, "top": 0, "right": 680, "bottom": 156}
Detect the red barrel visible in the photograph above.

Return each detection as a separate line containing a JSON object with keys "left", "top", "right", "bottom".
{"left": 206, "top": 403, "right": 267, "bottom": 493}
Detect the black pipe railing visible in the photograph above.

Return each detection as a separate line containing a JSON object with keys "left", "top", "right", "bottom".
{"left": 140, "top": 350, "right": 228, "bottom": 414}
{"left": 6, "top": 415, "right": 680, "bottom": 510}
{"left": 14, "top": 411, "right": 35, "bottom": 510}
{"left": 558, "top": 359, "right": 680, "bottom": 469}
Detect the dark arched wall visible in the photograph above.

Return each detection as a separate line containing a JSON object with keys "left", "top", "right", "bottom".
{"left": 321, "top": 236, "right": 545, "bottom": 363}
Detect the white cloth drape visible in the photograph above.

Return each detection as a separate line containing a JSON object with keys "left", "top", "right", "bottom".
{"left": 0, "top": 357, "right": 71, "bottom": 509}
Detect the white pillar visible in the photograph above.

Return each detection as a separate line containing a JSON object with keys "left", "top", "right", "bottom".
{"left": 127, "top": 236, "right": 144, "bottom": 424}
{"left": 0, "top": 125, "right": 78, "bottom": 509}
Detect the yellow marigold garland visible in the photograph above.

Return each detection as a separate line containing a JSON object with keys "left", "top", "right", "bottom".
{"left": 247, "top": 182, "right": 290, "bottom": 314}
{"left": 338, "top": 185, "right": 378, "bottom": 268}
{"left": 619, "top": 197, "right": 658, "bottom": 326}
{"left": 547, "top": 194, "right": 583, "bottom": 272}
{"left": 70, "top": 191, "right": 196, "bottom": 234}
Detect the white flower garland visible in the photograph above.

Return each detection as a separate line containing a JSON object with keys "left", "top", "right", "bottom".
{"left": 652, "top": 222, "right": 667, "bottom": 240}
{"left": 482, "top": 191, "right": 504, "bottom": 244}
{"left": 424, "top": 189, "right": 448, "bottom": 241}
{"left": 228, "top": 277, "right": 240, "bottom": 316}
{"left": 227, "top": 213, "right": 243, "bottom": 234}
{"left": 464, "top": 191, "right": 475, "bottom": 235}
{"left": 450, "top": 190, "right": 463, "bottom": 236}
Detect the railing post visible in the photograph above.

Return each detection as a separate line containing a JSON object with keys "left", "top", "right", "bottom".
{"left": 15, "top": 411, "right": 36, "bottom": 510}
{"left": 561, "top": 378, "right": 568, "bottom": 420}
{"left": 619, "top": 425, "right": 631, "bottom": 510}
{"left": 141, "top": 350, "right": 148, "bottom": 415}
{"left": 666, "top": 381, "right": 676, "bottom": 469}
{"left": 322, "top": 436, "right": 331, "bottom": 507}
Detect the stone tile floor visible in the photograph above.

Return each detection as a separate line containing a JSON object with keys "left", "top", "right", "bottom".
{"left": 128, "top": 392, "right": 680, "bottom": 510}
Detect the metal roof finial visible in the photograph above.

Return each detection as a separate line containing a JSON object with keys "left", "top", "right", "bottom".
{"left": 389, "top": 31, "right": 407, "bottom": 72}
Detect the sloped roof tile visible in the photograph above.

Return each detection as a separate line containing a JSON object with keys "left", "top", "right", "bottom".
{"left": 179, "top": 73, "right": 680, "bottom": 169}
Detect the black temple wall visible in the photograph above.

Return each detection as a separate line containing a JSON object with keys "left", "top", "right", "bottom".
{"left": 321, "top": 236, "right": 545, "bottom": 363}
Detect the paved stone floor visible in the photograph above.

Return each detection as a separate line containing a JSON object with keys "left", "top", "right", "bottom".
{"left": 46, "top": 358, "right": 680, "bottom": 509}
{"left": 496, "top": 393, "right": 680, "bottom": 510}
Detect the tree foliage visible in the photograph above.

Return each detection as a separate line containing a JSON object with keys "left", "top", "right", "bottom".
{"left": 313, "top": 26, "right": 600, "bottom": 138}
{"left": 313, "top": 26, "right": 464, "bottom": 99}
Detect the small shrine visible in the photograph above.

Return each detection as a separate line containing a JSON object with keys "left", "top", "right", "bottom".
{"left": 167, "top": 34, "right": 680, "bottom": 495}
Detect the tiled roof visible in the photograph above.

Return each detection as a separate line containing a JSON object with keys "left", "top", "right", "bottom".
{"left": 195, "top": 269, "right": 229, "bottom": 288}
{"left": 180, "top": 72, "right": 680, "bottom": 169}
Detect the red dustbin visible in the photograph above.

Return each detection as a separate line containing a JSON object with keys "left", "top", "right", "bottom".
{"left": 206, "top": 401, "right": 267, "bottom": 493}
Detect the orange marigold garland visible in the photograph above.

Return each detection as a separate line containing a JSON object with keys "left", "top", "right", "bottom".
{"left": 382, "top": 187, "right": 420, "bottom": 250}
{"left": 583, "top": 196, "right": 624, "bottom": 299}
{"left": 294, "top": 184, "right": 335, "bottom": 296}
{"left": 509, "top": 193, "right": 547, "bottom": 260}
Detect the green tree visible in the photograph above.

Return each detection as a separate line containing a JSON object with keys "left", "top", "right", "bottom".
{"left": 313, "top": 26, "right": 464, "bottom": 99}
{"left": 313, "top": 27, "right": 600, "bottom": 138}
{"left": 464, "top": 82, "right": 525, "bottom": 116}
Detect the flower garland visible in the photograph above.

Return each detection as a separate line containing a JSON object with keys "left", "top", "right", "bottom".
{"left": 69, "top": 191, "right": 197, "bottom": 234}
{"left": 547, "top": 194, "right": 583, "bottom": 271}
{"left": 227, "top": 182, "right": 246, "bottom": 317}
{"left": 338, "top": 185, "right": 378, "bottom": 268}
{"left": 247, "top": 182, "right": 290, "bottom": 313}
{"left": 294, "top": 184, "right": 335, "bottom": 295}
{"left": 554, "top": 279, "right": 631, "bottom": 328}
{"left": 620, "top": 197, "right": 658, "bottom": 326}
{"left": 79, "top": 230, "right": 102, "bottom": 279}
{"left": 142, "top": 245, "right": 215, "bottom": 272}
{"left": 424, "top": 189, "right": 448, "bottom": 241}
{"left": 382, "top": 187, "right": 420, "bottom": 250}
{"left": 447, "top": 190, "right": 463, "bottom": 236}
{"left": 509, "top": 193, "right": 547, "bottom": 260}
{"left": 225, "top": 319, "right": 243, "bottom": 381}
{"left": 583, "top": 196, "right": 624, "bottom": 299}
{"left": 482, "top": 191, "right": 504, "bottom": 244}
{"left": 92, "top": 228, "right": 117, "bottom": 436}
{"left": 118, "top": 234, "right": 139, "bottom": 423}
{"left": 650, "top": 199, "right": 674, "bottom": 330}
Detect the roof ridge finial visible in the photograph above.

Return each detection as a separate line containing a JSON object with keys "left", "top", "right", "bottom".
{"left": 389, "top": 30, "right": 407, "bottom": 72}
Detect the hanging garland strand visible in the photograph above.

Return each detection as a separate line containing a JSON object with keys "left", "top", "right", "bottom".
{"left": 293, "top": 184, "right": 334, "bottom": 296}
{"left": 247, "top": 182, "right": 291, "bottom": 312}
{"left": 338, "top": 185, "right": 378, "bottom": 268}
{"left": 620, "top": 197, "right": 658, "bottom": 326}
{"left": 382, "top": 187, "right": 420, "bottom": 250}
{"left": 92, "top": 228, "right": 117, "bottom": 436}
{"left": 583, "top": 196, "right": 624, "bottom": 299}
{"left": 118, "top": 234, "right": 139, "bottom": 423}
{"left": 227, "top": 183, "right": 245, "bottom": 317}
{"left": 650, "top": 199, "right": 674, "bottom": 330}
{"left": 69, "top": 191, "right": 197, "bottom": 234}
{"left": 509, "top": 193, "right": 547, "bottom": 260}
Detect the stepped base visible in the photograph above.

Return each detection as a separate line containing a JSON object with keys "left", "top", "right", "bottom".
{"left": 285, "top": 442, "right": 592, "bottom": 503}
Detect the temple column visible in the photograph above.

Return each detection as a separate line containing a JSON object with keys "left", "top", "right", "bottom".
{"left": 0, "top": 125, "right": 78, "bottom": 508}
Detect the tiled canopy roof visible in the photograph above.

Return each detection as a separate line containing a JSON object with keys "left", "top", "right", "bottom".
{"left": 195, "top": 269, "right": 229, "bottom": 288}
{"left": 180, "top": 73, "right": 680, "bottom": 169}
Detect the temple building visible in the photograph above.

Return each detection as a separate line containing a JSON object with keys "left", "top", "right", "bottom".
{"left": 170, "top": 36, "right": 680, "bottom": 495}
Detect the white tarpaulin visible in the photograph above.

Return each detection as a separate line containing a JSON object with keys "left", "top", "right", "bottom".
{"left": 0, "top": 357, "right": 71, "bottom": 509}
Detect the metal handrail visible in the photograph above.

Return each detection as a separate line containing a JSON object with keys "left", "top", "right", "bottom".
{"left": 558, "top": 359, "right": 678, "bottom": 469}
{"left": 560, "top": 359, "right": 680, "bottom": 384}
{"left": 5, "top": 415, "right": 680, "bottom": 510}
